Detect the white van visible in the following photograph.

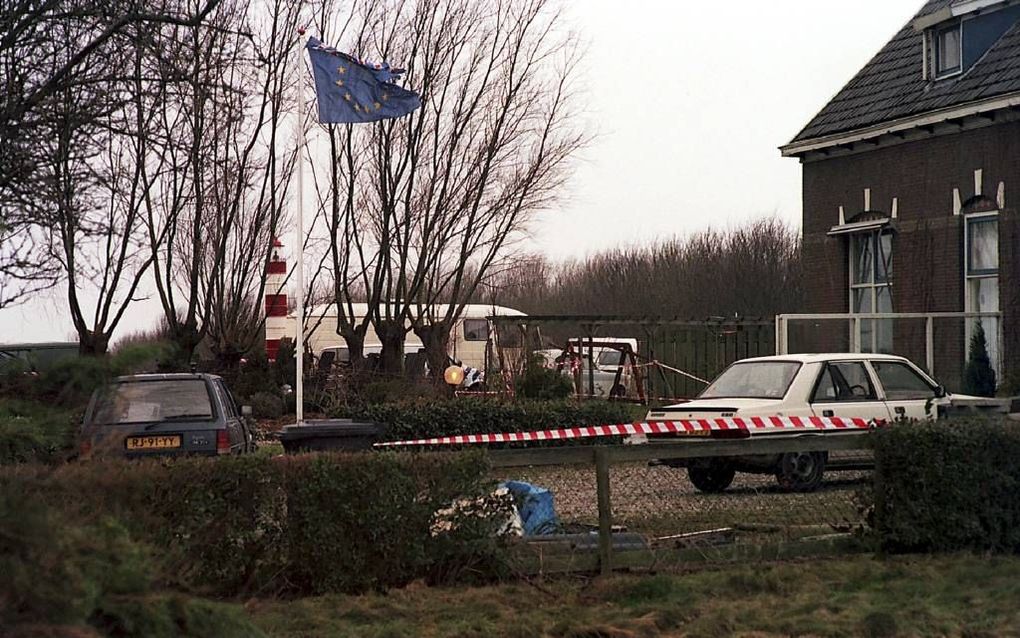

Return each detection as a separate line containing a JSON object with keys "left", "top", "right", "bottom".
{"left": 270, "top": 303, "right": 526, "bottom": 371}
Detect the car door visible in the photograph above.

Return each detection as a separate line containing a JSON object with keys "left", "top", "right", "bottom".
{"left": 809, "top": 361, "right": 892, "bottom": 423}
{"left": 868, "top": 360, "right": 940, "bottom": 421}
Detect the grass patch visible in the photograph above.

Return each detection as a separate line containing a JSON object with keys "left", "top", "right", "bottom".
{"left": 248, "top": 555, "right": 1020, "bottom": 637}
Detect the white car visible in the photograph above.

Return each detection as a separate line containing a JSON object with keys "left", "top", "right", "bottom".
{"left": 642, "top": 353, "right": 953, "bottom": 493}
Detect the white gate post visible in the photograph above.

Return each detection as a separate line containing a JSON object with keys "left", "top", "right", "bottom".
{"left": 925, "top": 316, "right": 935, "bottom": 376}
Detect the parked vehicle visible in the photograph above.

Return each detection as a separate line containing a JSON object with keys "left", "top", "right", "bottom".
{"left": 0, "top": 342, "right": 78, "bottom": 372}
{"left": 79, "top": 373, "right": 255, "bottom": 458}
{"left": 640, "top": 353, "right": 956, "bottom": 493}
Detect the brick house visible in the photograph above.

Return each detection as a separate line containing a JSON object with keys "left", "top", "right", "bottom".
{"left": 781, "top": 0, "right": 1020, "bottom": 391}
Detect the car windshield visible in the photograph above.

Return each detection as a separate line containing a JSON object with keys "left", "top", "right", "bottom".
{"left": 92, "top": 380, "right": 214, "bottom": 424}
{"left": 699, "top": 361, "right": 801, "bottom": 400}
{"left": 597, "top": 351, "right": 623, "bottom": 368}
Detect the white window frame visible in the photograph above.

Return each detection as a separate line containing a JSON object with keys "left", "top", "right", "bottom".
{"left": 849, "top": 230, "right": 894, "bottom": 353}
{"left": 933, "top": 21, "right": 964, "bottom": 80}
{"left": 963, "top": 211, "right": 1001, "bottom": 376}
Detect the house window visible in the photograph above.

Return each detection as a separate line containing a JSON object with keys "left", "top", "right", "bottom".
{"left": 965, "top": 214, "right": 1000, "bottom": 375}
{"left": 935, "top": 22, "right": 963, "bottom": 78}
{"left": 850, "top": 230, "right": 893, "bottom": 353}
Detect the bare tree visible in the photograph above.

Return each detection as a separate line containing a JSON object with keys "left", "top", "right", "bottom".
{"left": 0, "top": 220, "right": 60, "bottom": 309}
{"left": 29, "top": 16, "right": 163, "bottom": 355}
{"left": 134, "top": 0, "right": 298, "bottom": 364}
{"left": 0, "top": 0, "right": 221, "bottom": 311}
{"left": 310, "top": 0, "right": 588, "bottom": 375}
{"left": 492, "top": 217, "right": 804, "bottom": 319}
{"left": 196, "top": 0, "right": 301, "bottom": 367}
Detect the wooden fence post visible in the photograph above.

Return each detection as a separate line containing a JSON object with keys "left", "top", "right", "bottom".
{"left": 871, "top": 436, "right": 886, "bottom": 556}
{"left": 595, "top": 446, "right": 613, "bottom": 576}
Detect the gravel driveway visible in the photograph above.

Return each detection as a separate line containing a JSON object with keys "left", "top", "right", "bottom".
{"left": 495, "top": 461, "right": 868, "bottom": 537}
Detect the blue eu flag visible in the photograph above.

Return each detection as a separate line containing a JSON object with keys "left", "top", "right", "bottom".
{"left": 306, "top": 37, "right": 421, "bottom": 124}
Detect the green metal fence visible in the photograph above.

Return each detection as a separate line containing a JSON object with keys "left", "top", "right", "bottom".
{"left": 491, "top": 315, "right": 775, "bottom": 402}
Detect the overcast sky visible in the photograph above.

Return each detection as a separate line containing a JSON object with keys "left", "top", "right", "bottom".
{"left": 2, "top": 0, "right": 923, "bottom": 343}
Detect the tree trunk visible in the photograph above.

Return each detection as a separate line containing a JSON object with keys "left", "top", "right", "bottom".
{"left": 414, "top": 322, "right": 452, "bottom": 385}
{"left": 376, "top": 319, "right": 405, "bottom": 375}
{"left": 338, "top": 326, "right": 366, "bottom": 370}
{"left": 169, "top": 323, "right": 203, "bottom": 369}
{"left": 77, "top": 330, "right": 109, "bottom": 357}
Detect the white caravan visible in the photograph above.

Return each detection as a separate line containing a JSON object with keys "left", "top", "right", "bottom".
{"left": 268, "top": 303, "right": 526, "bottom": 371}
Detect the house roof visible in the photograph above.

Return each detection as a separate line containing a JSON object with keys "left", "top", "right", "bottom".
{"left": 787, "top": 0, "right": 1020, "bottom": 148}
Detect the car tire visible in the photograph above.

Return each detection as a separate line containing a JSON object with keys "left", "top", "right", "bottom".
{"left": 609, "top": 384, "right": 627, "bottom": 399}
{"left": 687, "top": 460, "right": 736, "bottom": 493}
{"left": 775, "top": 451, "right": 827, "bottom": 492}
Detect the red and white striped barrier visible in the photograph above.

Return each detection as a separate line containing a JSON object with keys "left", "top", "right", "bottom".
{"left": 374, "top": 416, "right": 877, "bottom": 448}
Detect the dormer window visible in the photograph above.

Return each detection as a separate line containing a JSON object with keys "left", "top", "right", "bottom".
{"left": 916, "top": 1, "right": 1020, "bottom": 81}
{"left": 935, "top": 22, "right": 963, "bottom": 78}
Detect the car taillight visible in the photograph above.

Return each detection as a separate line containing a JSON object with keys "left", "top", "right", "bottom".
{"left": 216, "top": 430, "right": 230, "bottom": 455}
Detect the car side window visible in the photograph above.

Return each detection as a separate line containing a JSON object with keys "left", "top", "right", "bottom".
{"left": 215, "top": 381, "right": 238, "bottom": 418}
{"left": 812, "top": 362, "right": 878, "bottom": 402}
{"left": 872, "top": 362, "right": 935, "bottom": 400}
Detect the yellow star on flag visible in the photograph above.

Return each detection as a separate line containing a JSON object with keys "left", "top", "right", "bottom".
{"left": 374, "top": 102, "right": 381, "bottom": 110}
{"left": 334, "top": 78, "right": 344, "bottom": 87}
{"left": 337, "top": 66, "right": 346, "bottom": 74}
{"left": 344, "top": 93, "right": 352, "bottom": 101}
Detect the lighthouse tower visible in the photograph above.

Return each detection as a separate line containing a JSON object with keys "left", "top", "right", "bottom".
{"left": 265, "top": 238, "right": 288, "bottom": 362}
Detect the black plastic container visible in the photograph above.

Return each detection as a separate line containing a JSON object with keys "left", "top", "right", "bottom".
{"left": 279, "top": 419, "right": 382, "bottom": 453}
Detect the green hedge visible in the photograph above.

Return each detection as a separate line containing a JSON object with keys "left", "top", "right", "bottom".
{"left": 870, "top": 419, "right": 1020, "bottom": 554}
{"left": 285, "top": 451, "right": 509, "bottom": 593}
{"left": 337, "top": 398, "right": 645, "bottom": 444}
{"left": 0, "top": 490, "right": 264, "bottom": 637}
{"left": 0, "top": 400, "right": 78, "bottom": 465}
{"left": 0, "top": 450, "right": 503, "bottom": 602}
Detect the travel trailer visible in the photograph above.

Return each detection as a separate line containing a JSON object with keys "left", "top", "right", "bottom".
{"left": 266, "top": 303, "right": 526, "bottom": 372}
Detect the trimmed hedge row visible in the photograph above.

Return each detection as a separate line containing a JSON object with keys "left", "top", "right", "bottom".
{"left": 337, "top": 398, "right": 644, "bottom": 443}
{"left": 0, "top": 400, "right": 78, "bottom": 466}
{"left": 0, "top": 490, "right": 264, "bottom": 636}
{"left": 870, "top": 419, "right": 1020, "bottom": 554}
{"left": 1, "top": 450, "right": 504, "bottom": 602}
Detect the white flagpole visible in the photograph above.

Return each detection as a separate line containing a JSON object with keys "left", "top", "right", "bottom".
{"left": 294, "top": 27, "right": 306, "bottom": 426}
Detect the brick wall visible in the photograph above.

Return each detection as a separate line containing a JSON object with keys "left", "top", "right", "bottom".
{"left": 800, "top": 119, "right": 1020, "bottom": 389}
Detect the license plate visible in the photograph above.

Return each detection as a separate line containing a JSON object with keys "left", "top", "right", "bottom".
{"left": 126, "top": 435, "right": 181, "bottom": 450}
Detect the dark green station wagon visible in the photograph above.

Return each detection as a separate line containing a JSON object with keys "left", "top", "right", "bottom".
{"left": 80, "top": 373, "right": 256, "bottom": 458}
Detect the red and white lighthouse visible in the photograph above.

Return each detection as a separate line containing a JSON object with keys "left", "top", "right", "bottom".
{"left": 265, "top": 238, "right": 288, "bottom": 362}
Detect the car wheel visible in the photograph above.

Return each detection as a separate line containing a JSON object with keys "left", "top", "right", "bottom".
{"left": 775, "top": 451, "right": 827, "bottom": 492}
{"left": 609, "top": 384, "right": 627, "bottom": 399}
{"left": 687, "top": 460, "right": 736, "bottom": 493}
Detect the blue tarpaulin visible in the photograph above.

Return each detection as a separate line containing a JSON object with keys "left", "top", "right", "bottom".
{"left": 502, "top": 481, "right": 559, "bottom": 536}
